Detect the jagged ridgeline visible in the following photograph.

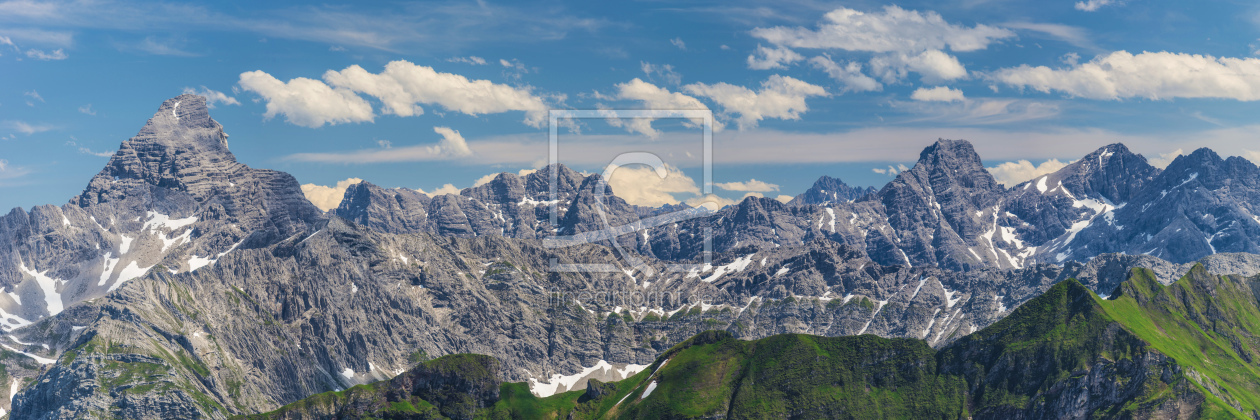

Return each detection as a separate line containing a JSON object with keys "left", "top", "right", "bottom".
{"left": 7, "top": 95, "right": 1260, "bottom": 419}
{"left": 245, "top": 265, "right": 1260, "bottom": 419}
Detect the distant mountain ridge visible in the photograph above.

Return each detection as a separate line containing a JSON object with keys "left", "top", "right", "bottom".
{"left": 250, "top": 264, "right": 1260, "bottom": 419}
{"left": 5, "top": 95, "right": 1260, "bottom": 419}
{"left": 337, "top": 137, "right": 1260, "bottom": 271}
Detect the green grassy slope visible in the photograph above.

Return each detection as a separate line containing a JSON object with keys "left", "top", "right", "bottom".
{"left": 243, "top": 265, "right": 1260, "bottom": 419}
{"left": 1098, "top": 266, "right": 1260, "bottom": 418}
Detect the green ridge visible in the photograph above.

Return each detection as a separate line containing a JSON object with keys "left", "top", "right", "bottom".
{"left": 243, "top": 266, "right": 1260, "bottom": 419}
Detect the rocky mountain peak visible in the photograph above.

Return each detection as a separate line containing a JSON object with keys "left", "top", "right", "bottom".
{"left": 77, "top": 94, "right": 239, "bottom": 206}
{"left": 789, "top": 175, "right": 876, "bottom": 205}
{"left": 918, "top": 139, "right": 983, "bottom": 168}
{"left": 135, "top": 94, "right": 230, "bottom": 154}
{"left": 525, "top": 163, "right": 586, "bottom": 201}
{"left": 876, "top": 138, "right": 1001, "bottom": 211}
{"left": 1047, "top": 142, "right": 1157, "bottom": 203}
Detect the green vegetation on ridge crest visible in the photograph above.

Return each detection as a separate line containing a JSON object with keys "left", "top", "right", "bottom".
{"left": 247, "top": 266, "right": 1260, "bottom": 419}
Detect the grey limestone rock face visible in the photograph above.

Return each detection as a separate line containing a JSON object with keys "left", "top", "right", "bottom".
{"left": 9, "top": 95, "right": 1260, "bottom": 419}
{"left": 1056, "top": 147, "right": 1260, "bottom": 264}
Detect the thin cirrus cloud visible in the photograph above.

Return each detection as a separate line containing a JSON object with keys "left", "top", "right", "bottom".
{"left": 714, "top": 179, "right": 780, "bottom": 192}
{"left": 1075, "top": 0, "right": 1119, "bottom": 12}
{"left": 24, "top": 48, "right": 66, "bottom": 60}
{"left": 993, "top": 50, "right": 1260, "bottom": 101}
{"left": 910, "top": 86, "right": 965, "bottom": 102}
{"left": 0, "top": 0, "right": 608, "bottom": 52}
{"left": 5, "top": 120, "right": 55, "bottom": 135}
{"left": 892, "top": 97, "right": 1061, "bottom": 126}
{"left": 238, "top": 60, "right": 547, "bottom": 128}
{"left": 447, "top": 124, "right": 1260, "bottom": 169}
{"left": 286, "top": 126, "right": 473, "bottom": 163}
{"left": 807, "top": 55, "right": 881, "bottom": 93}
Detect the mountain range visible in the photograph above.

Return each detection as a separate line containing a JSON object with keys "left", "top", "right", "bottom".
{"left": 3, "top": 95, "right": 1260, "bottom": 418}
{"left": 246, "top": 264, "right": 1260, "bottom": 419}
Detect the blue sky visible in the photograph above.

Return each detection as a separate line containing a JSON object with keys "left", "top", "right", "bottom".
{"left": 3, "top": 0, "right": 1260, "bottom": 211}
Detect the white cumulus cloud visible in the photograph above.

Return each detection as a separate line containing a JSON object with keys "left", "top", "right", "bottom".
{"left": 606, "top": 163, "right": 701, "bottom": 207}
{"left": 985, "top": 159, "right": 1069, "bottom": 187}
{"left": 747, "top": 45, "right": 804, "bottom": 70}
{"left": 684, "top": 75, "right": 827, "bottom": 129}
{"left": 911, "top": 86, "right": 965, "bottom": 102}
{"left": 323, "top": 60, "right": 547, "bottom": 127}
{"left": 418, "top": 184, "right": 462, "bottom": 197}
{"left": 608, "top": 78, "right": 718, "bottom": 137}
{"left": 869, "top": 49, "right": 968, "bottom": 83}
{"left": 238, "top": 70, "right": 374, "bottom": 128}
{"left": 430, "top": 126, "right": 473, "bottom": 157}
{"left": 993, "top": 51, "right": 1260, "bottom": 101}
{"left": 301, "top": 178, "right": 364, "bottom": 211}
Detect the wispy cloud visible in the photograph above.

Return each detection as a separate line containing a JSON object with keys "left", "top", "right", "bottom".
{"left": 0, "top": 0, "right": 610, "bottom": 51}
{"left": 714, "top": 179, "right": 780, "bottom": 192}
{"left": 5, "top": 120, "right": 55, "bottom": 135}
{"left": 890, "top": 97, "right": 1062, "bottom": 126}
{"left": 285, "top": 126, "right": 474, "bottom": 163}
{"left": 1001, "top": 22, "right": 1098, "bottom": 52}
{"left": 447, "top": 56, "right": 487, "bottom": 65}
{"left": 24, "top": 48, "right": 66, "bottom": 60}
{"left": 182, "top": 86, "right": 240, "bottom": 108}
{"left": 124, "top": 36, "right": 199, "bottom": 56}
{"left": 446, "top": 124, "right": 1260, "bottom": 169}
{"left": 1075, "top": 0, "right": 1121, "bottom": 12}
{"left": 66, "top": 140, "right": 112, "bottom": 157}
{"left": 0, "top": 158, "right": 32, "bottom": 185}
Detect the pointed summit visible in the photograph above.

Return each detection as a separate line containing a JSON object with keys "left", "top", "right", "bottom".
{"left": 912, "top": 139, "right": 1002, "bottom": 192}
{"left": 1020, "top": 143, "right": 1158, "bottom": 204}
{"left": 78, "top": 94, "right": 239, "bottom": 206}
{"left": 789, "top": 176, "right": 875, "bottom": 205}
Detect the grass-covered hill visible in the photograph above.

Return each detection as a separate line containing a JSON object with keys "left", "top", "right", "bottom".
{"left": 240, "top": 264, "right": 1260, "bottom": 419}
